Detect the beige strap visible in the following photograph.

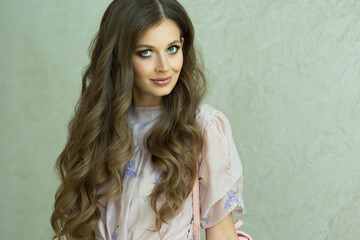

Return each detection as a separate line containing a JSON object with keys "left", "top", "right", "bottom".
{"left": 192, "top": 164, "right": 201, "bottom": 240}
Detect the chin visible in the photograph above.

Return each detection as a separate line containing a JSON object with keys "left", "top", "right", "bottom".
{"left": 159, "top": 85, "right": 177, "bottom": 96}
{"left": 157, "top": 90, "right": 173, "bottom": 97}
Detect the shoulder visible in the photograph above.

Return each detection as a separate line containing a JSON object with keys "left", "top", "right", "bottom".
{"left": 196, "top": 104, "right": 231, "bottom": 134}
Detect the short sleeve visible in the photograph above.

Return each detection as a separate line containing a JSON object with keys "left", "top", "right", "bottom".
{"left": 198, "top": 111, "right": 244, "bottom": 229}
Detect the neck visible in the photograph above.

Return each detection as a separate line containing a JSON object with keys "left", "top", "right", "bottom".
{"left": 132, "top": 96, "right": 164, "bottom": 107}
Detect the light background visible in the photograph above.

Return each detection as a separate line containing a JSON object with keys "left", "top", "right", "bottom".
{"left": 1, "top": 0, "right": 360, "bottom": 239}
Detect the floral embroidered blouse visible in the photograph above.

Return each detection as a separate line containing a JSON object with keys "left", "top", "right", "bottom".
{"left": 95, "top": 104, "right": 244, "bottom": 240}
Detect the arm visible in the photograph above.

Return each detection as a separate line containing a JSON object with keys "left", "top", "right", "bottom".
{"left": 205, "top": 212, "right": 238, "bottom": 240}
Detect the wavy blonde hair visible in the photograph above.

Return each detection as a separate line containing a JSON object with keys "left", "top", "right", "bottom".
{"left": 50, "top": 0, "right": 207, "bottom": 239}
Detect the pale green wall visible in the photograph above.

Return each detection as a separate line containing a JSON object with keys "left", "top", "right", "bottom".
{"left": 1, "top": 0, "right": 360, "bottom": 239}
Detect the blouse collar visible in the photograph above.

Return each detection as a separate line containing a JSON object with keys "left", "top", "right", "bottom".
{"left": 128, "top": 104, "right": 164, "bottom": 124}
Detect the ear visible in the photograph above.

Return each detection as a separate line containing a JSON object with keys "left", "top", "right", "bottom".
{"left": 181, "top": 37, "right": 184, "bottom": 48}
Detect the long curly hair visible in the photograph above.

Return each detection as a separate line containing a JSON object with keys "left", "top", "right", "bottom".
{"left": 50, "top": 0, "right": 207, "bottom": 239}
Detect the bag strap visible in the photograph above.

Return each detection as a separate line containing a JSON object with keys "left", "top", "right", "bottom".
{"left": 192, "top": 164, "right": 201, "bottom": 240}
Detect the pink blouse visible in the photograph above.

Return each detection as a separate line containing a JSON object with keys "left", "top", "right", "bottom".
{"left": 95, "top": 104, "right": 244, "bottom": 240}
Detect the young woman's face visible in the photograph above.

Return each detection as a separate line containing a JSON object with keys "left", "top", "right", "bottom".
{"left": 132, "top": 18, "right": 184, "bottom": 107}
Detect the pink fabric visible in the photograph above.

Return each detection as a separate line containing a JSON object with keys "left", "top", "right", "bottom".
{"left": 193, "top": 176, "right": 253, "bottom": 240}
{"left": 94, "top": 104, "right": 244, "bottom": 240}
{"left": 193, "top": 149, "right": 252, "bottom": 240}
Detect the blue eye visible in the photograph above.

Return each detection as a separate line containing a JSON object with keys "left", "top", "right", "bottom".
{"left": 139, "top": 49, "right": 152, "bottom": 57}
{"left": 167, "top": 46, "right": 180, "bottom": 54}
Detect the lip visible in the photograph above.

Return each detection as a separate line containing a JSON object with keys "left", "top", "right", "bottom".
{"left": 151, "top": 76, "right": 172, "bottom": 86}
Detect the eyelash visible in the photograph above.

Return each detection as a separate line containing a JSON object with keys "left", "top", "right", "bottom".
{"left": 138, "top": 45, "right": 181, "bottom": 57}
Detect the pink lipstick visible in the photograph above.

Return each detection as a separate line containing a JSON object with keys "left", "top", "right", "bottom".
{"left": 151, "top": 76, "right": 172, "bottom": 86}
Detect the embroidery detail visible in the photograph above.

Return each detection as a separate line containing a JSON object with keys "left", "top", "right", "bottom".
{"left": 112, "top": 225, "right": 119, "bottom": 240}
{"left": 124, "top": 159, "right": 138, "bottom": 178}
{"left": 228, "top": 153, "right": 232, "bottom": 168}
{"left": 232, "top": 186, "right": 239, "bottom": 194}
{"left": 224, "top": 188, "right": 242, "bottom": 209}
{"left": 154, "top": 169, "right": 161, "bottom": 184}
{"left": 142, "top": 169, "right": 162, "bottom": 202}
{"left": 142, "top": 194, "right": 151, "bottom": 202}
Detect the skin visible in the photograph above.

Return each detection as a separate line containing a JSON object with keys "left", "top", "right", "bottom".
{"left": 206, "top": 213, "right": 239, "bottom": 240}
{"left": 132, "top": 18, "right": 239, "bottom": 239}
{"left": 132, "top": 18, "right": 184, "bottom": 107}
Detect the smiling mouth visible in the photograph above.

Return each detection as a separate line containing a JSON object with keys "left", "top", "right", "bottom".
{"left": 151, "top": 76, "right": 172, "bottom": 81}
{"left": 151, "top": 76, "right": 172, "bottom": 86}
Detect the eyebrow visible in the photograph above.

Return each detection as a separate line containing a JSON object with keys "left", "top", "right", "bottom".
{"left": 135, "top": 40, "right": 181, "bottom": 49}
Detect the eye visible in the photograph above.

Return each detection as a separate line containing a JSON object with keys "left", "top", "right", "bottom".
{"left": 139, "top": 49, "right": 152, "bottom": 57}
{"left": 167, "top": 45, "right": 180, "bottom": 54}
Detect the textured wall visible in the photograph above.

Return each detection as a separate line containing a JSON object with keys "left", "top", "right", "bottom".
{"left": 0, "top": 0, "right": 109, "bottom": 239}
{"left": 180, "top": 0, "right": 360, "bottom": 239}
{"left": 1, "top": 0, "right": 360, "bottom": 239}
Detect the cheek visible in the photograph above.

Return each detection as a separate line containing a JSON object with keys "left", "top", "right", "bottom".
{"left": 132, "top": 59, "right": 152, "bottom": 78}
{"left": 173, "top": 53, "right": 184, "bottom": 72}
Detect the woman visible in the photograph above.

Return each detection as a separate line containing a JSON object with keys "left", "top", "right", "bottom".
{"left": 50, "top": 0, "right": 244, "bottom": 239}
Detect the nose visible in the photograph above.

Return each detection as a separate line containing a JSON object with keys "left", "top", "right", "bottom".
{"left": 155, "top": 54, "right": 170, "bottom": 72}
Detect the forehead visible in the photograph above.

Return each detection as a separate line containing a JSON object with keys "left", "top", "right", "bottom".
{"left": 136, "top": 18, "right": 181, "bottom": 46}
